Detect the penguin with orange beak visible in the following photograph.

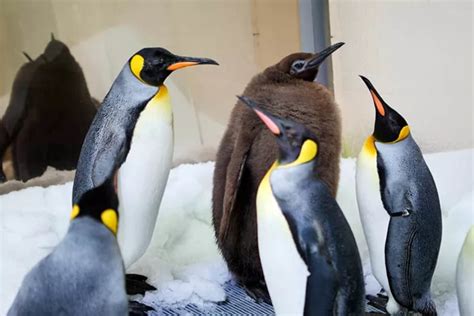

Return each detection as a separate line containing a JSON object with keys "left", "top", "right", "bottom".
{"left": 356, "top": 76, "right": 442, "bottom": 315}
{"left": 73, "top": 48, "right": 218, "bottom": 295}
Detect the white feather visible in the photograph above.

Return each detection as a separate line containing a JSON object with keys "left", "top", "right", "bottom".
{"left": 355, "top": 144, "right": 401, "bottom": 314}
{"left": 257, "top": 173, "right": 309, "bottom": 316}
{"left": 117, "top": 92, "right": 173, "bottom": 267}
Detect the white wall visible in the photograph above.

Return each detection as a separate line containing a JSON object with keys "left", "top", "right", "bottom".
{"left": 329, "top": 0, "right": 473, "bottom": 155}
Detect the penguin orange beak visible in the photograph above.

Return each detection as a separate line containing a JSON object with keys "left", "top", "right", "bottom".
{"left": 360, "top": 75, "right": 386, "bottom": 116}
{"left": 167, "top": 56, "right": 219, "bottom": 71}
{"left": 237, "top": 96, "right": 281, "bottom": 135}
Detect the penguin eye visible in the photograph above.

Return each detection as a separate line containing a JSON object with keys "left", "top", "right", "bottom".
{"left": 292, "top": 61, "right": 304, "bottom": 70}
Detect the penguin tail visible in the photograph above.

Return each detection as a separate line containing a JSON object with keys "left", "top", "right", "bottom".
{"left": 414, "top": 294, "right": 437, "bottom": 316}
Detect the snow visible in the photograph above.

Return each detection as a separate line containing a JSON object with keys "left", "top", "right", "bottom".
{"left": 1, "top": 149, "right": 472, "bottom": 315}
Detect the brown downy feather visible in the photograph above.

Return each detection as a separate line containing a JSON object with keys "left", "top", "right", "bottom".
{"left": 212, "top": 52, "right": 342, "bottom": 296}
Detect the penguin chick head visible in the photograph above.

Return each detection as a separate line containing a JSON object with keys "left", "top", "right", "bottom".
{"left": 70, "top": 178, "right": 119, "bottom": 235}
{"left": 129, "top": 47, "right": 218, "bottom": 86}
{"left": 360, "top": 76, "right": 410, "bottom": 143}
{"left": 237, "top": 96, "right": 318, "bottom": 166}
{"left": 276, "top": 42, "right": 344, "bottom": 82}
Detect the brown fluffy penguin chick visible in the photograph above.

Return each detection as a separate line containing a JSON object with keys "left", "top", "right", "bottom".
{"left": 212, "top": 43, "right": 344, "bottom": 301}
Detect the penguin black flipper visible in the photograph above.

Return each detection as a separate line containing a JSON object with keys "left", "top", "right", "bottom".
{"left": 376, "top": 154, "right": 413, "bottom": 217}
{"left": 91, "top": 131, "right": 128, "bottom": 187}
{"left": 304, "top": 245, "right": 339, "bottom": 315}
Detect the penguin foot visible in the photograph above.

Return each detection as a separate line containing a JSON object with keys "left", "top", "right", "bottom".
{"left": 366, "top": 294, "right": 389, "bottom": 314}
{"left": 128, "top": 300, "right": 154, "bottom": 316}
{"left": 126, "top": 274, "right": 156, "bottom": 296}
{"left": 242, "top": 283, "right": 272, "bottom": 305}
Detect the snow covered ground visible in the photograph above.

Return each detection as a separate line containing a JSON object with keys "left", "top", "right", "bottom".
{"left": 0, "top": 149, "right": 472, "bottom": 315}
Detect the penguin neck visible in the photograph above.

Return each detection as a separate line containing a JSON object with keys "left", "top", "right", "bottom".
{"left": 270, "top": 161, "right": 315, "bottom": 197}
{"left": 103, "top": 65, "right": 158, "bottom": 111}
{"left": 70, "top": 205, "right": 119, "bottom": 237}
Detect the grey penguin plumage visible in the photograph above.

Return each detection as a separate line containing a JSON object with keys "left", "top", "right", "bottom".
{"left": 239, "top": 96, "right": 364, "bottom": 315}
{"left": 212, "top": 43, "right": 344, "bottom": 298}
{"left": 356, "top": 76, "right": 442, "bottom": 315}
{"left": 0, "top": 36, "right": 97, "bottom": 182}
{"left": 7, "top": 179, "right": 127, "bottom": 316}
{"left": 72, "top": 47, "right": 218, "bottom": 296}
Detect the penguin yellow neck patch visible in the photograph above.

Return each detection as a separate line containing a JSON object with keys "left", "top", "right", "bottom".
{"left": 101, "top": 209, "right": 118, "bottom": 235}
{"left": 130, "top": 54, "right": 145, "bottom": 82}
{"left": 279, "top": 140, "right": 318, "bottom": 168}
{"left": 70, "top": 204, "right": 80, "bottom": 220}
{"left": 363, "top": 136, "right": 377, "bottom": 157}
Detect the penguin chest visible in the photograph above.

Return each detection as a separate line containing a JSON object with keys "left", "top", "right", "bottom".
{"left": 355, "top": 137, "right": 391, "bottom": 294}
{"left": 117, "top": 96, "right": 173, "bottom": 267}
{"left": 256, "top": 172, "right": 309, "bottom": 316}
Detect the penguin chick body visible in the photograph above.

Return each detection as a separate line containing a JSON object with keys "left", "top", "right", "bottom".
{"left": 241, "top": 96, "right": 364, "bottom": 315}
{"left": 456, "top": 226, "right": 474, "bottom": 316}
{"left": 73, "top": 48, "right": 217, "bottom": 268}
{"left": 213, "top": 43, "right": 344, "bottom": 297}
{"left": 8, "top": 180, "right": 127, "bottom": 316}
{"left": 356, "top": 76, "right": 442, "bottom": 315}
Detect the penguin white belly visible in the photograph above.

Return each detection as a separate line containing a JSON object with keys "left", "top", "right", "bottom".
{"left": 117, "top": 87, "right": 173, "bottom": 267}
{"left": 257, "top": 173, "right": 309, "bottom": 316}
{"left": 355, "top": 138, "right": 400, "bottom": 313}
{"left": 456, "top": 227, "right": 474, "bottom": 316}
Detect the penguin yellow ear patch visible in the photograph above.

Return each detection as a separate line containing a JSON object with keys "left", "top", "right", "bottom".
{"left": 395, "top": 126, "right": 411, "bottom": 142}
{"left": 101, "top": 209, "right": 118, "bottom": 235}
{"left": 282, "top": 139, "right": 318, "bottom": 168}
{"left": 298, "top": 139, "right": 318, "bottom": 163}
{"left": 70, "top": 205, "right": 80, "bottom": 220}
{"left": 130, "top": 54, "right": 145, "bottom": 81}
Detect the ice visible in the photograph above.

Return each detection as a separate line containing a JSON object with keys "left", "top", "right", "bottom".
{"left": 1, "top": 149, "right": 472, "bottom": 315}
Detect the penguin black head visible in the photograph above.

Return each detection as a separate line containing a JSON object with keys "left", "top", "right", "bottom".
{"left": 237, "top": 96, "right": 318, "bottom": 166}
{"left": 129, "top": 47, "right": 218, "bottom": 86}
{"left": 71, "top": 178, "right": 119, "bottom": 235}
{"left": 275, "top": 42, "right": 344, "bottom": 82}
{"left": 360, "top": 76, "right": 410, "bottom": 143}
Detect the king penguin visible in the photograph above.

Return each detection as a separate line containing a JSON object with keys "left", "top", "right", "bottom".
{"left": 73, "top": 48, "right": 218, "bottom": 291}
{"left": 8, "top": 178, "right": 127, "bottom": 316}
{"left": 356, "top": 76, "right": 442, "bottom": 315}
{"left": 238, "top": 96, "right": 365, "bottom": 315}
{"left": 213, "top": 42, "right": 344, "bottom": 299}
{"left": 456, "top": 226, "right": 474, "bottom": 316}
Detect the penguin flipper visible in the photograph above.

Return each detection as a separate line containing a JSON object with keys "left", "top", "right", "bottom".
{"left": 219, "top": 150, "right": 249, "bottom": 241}
{"left": 304, "top": 249, "right": 339, "bottom": 315}
{"left": 377, "top": 154, "right": 413, "bottom": 217}
{"left": 91, "top": 132, "right": 127, "bottom": 187}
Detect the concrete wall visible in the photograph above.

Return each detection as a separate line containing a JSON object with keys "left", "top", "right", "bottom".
{"left": 0, "top": 0, "right": 301, "bottom": 162}
{"left": 329, "top": 0, "right": 473, "bottom": 155}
